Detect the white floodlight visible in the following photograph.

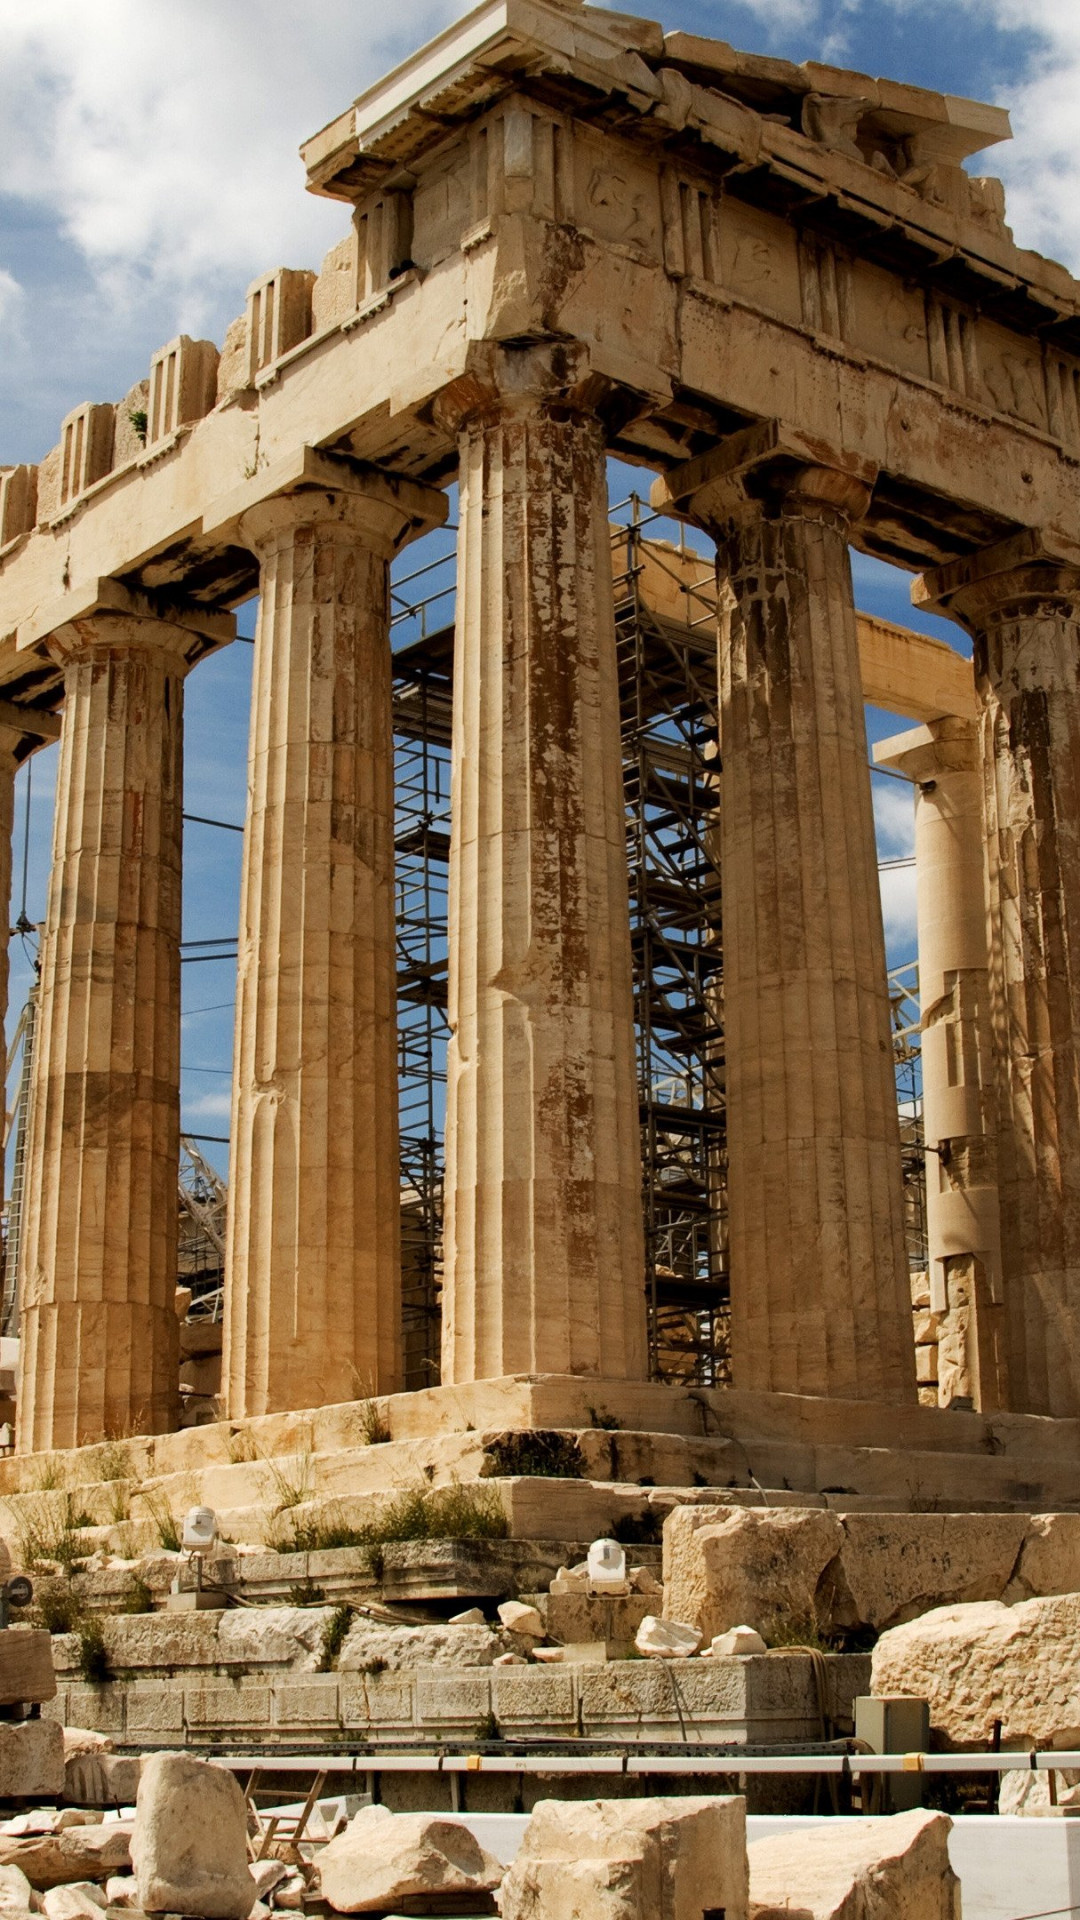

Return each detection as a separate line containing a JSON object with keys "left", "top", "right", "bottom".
{"left": 182, "top": 1506, "right": 219, "bottom": 1553}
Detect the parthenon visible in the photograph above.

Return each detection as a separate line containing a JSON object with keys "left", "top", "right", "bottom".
{"left": 2, "top": 0, "right": 1080, "bottom": 1502}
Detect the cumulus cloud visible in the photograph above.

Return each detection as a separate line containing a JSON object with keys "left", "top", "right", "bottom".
{"left": 0, "top": 0, "right": 460, "bottom": 457}
{"left": 967, "top": 0, "right": 1080, "bottom": 272}
{"left": 0, "top": 2, "right": 459, "bottom": 308}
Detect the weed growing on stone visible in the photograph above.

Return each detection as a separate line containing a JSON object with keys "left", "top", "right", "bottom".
{"left": 588, "top": 1408, "right": 622, "bottom": 1432}
{"left": 96, "top": 1441, "right": 132, "bottom": 1483}
{"left": 357, "top": 1401, "right": 392, "bottom": 1447}
{"left": 319, "top": 1605, "right": 353, "bottom": 1670}
{"left": 107, "top": 1483, "right": 130, "bottom": 1526}
{"left": 228, "top": 1429, "right": 258, "bottom": 1465}
{"left": 76, "top": 1617, "right": 112, "bottom": 1684}
{"left": 136, "top": 1488, "right": 182, "bottom": 1553}
{"left": 13, "top": 1492, "right": 92, "bottom": 1572}
{"left": 765, "top": 1609, "right": 833, "bottom": 1654}
{"left": 266, "top": 1449, "right": 315, "bottom": 1512}
{"left": 31, "top": 1577, "right": 84, "bottom": 1634}
{"left": 119, "top": 1577, "right": 155, "bottom": 1615}
{"left": 29, "top": 1457, "right": 65, "bottom": 1493}
{"left": 288, "top": 1579, "right": 326, "bottom": 1606}
{"left": 273, "top": 1481, "right": 508, "bottom": 1573}
{"left": 480, "top": 1432, "right": 586, "bottom": 1480}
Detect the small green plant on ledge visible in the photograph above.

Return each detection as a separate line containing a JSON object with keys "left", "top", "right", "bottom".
{"left": 273, "top": 1480, "right": 508, "bottom": 1575}
{"left": 128, "top": 408, "right": 148, "bottom": 445}
{"left": 135, "top": 1487, "right": 181, "bottom": 1553}
{"left": 14, "top": 1491, "right": 93, "bottom": 1573}
{"left": 119, "top": 1576, "right": 155, "bottom": 1616}
{"left": 30, "top": 1577, "right": 83, "bottom": 1635}
{"left": 481, "top": 1432, "right": 586, "bottom": 1480}
{"left": 76, "top": 1617, "right": 113, "bottom": 1685}
{"left": 319, "top": 1604, "right": 353, "bottom": 1671}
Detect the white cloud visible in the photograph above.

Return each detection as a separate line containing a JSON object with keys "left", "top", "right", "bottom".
{"left": 964, "top": 0, "right": 1080, "bottom": 273}
{"left": 0, "top": 0, "right": 461, "bottom": 456}
{"left": 0, "top": 2, "right": 459, "bottom": 310}
{"left": 0, "top": 269, "right": 22, "bottom": 333}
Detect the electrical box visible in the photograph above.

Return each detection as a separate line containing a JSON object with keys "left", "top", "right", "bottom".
{"left": 855, "top": 1695, "right": 931, "bottom": 1812}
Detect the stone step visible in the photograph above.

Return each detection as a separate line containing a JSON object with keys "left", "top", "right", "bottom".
{"left": 2, "top": 1375, "right": 1077, "bottom": 1507}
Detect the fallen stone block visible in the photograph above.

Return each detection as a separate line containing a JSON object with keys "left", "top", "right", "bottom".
{"left": 131, "top": 1754, "right": 255, "bottom": 1919}
{"left": 711, "top": 1627, "right": 768, "bottom": 1656}
{"left": 824, "top": 1514, "right": 1027, "bottom": 1631}
{"left": 104, "top": 1877, "right": 139, "bottom": 1908}
{"left": 663, "top": 1507, "right": 842, "bottom": 1642}
{"left": 0, "top": 1864, "right": 34, "bottom": 1914}
{"left": 0, "top": 1820, "right": 124, "bottom": 1891}
{"left": 498, "top": 1602, "right": 543, "bottom": 1637}
{"left": 499, "top": 1794, "right": 748, "bottom": 1920}
{"left": 635, "top": 1616, "right": 701, "bottom": 1658}
{"left": 336, "top": 1622, "right": 499, "bottom": 1671}
{"left": 748, "top": 1808, "right": 958, "bottom": 1920}
{"left": 0, "top": 1631, "right": 57, "bottom": 1706}
{"left": 317, "top": 1805, "right": 503, "bottom": 1914}
{"left": 872, "top": 1592, "right": 1080, "bottom": 1748}
{"left": 0, "top": 1721, "right": 64, "bottom": 1801}
{"left": 43, "top": 1882, "right": 107, "bottom": 1920}
{"left": 1008, "top": 1515, "right": 1080, "bottom": 1602}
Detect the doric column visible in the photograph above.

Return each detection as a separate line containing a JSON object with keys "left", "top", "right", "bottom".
{"left": 656, "top": 432, "right": 915, "bottom": 1403}
{"left": 435, "top": 342, "right": 647, "bottom": 1383}
{"left": 223, "top": 465, "right": 445, "bottom": 1418}
{"left": 0, "top": 725, "right": 21, "bottom": 1072}
{"left": 917, "top": 532, "right": 1080, "bottom": 1415}
{"left": 875, "top": 718, "right": 1006, "bottom": 1410}
{"left": 16, "top": 610, "right": 206, "bottom": 1449}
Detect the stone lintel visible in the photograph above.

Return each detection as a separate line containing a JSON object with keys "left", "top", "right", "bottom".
{"left": 874, "top": 715, "right": 978, "bottom": 784}
{"left": 856, "top": 613, "right": 976, "bottom": 723}
{"left": 652, "top": 418, "right": 879, "bottom": 524}
{"left": 201, "top": 444, "right": 447, "bottom": 550}
{"left": 17, "top": 577, "right": 235, "bottom": 658}
{"left": 915, "top": 526, "right": 1080, "bottom": 621}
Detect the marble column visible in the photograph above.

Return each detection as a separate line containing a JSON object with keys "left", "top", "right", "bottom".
{"left": 16, "top": 614, "right": 192, "bottom": 1449}
{"left": 0, "top": 725, "right": 21, "bottom": 1078}
{"left": 435, "top": 342, "right": 647, "bottom": 1383}
{"left": 917, "top": 533, "right": 1080, "bottom": 1416}
{"left": 223, "top": 470, "right": 445, "bottom": 1418}
{"left": 661, "top": 452, "right": 915, "bottom": 1403}
{"left": 875, "top": 718, "right": 1006, "bottom": 1410}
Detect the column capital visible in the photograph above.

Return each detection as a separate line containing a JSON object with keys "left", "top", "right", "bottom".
{"left": 204, "top": 446, "right": 446, "bottom": 557}
{"left": 21, "top": 576, "right": 234, "bottom": 662}
{"left": 874, "top": 714, "right": 978, "bottom": 786}
{"left": 915, "top": 529, "right": 1080, "bottom": 632}
{"left": 651, "top": 419, "right": 877, "bottom": 533}
{"left": 433, "top": 339, "right": 615, "bottom": 436}
{"left": 44, "top": 606, "right": 205, "bottom": 673}
{"left": 237, "top": 459, "right": 447, "bottom": 561}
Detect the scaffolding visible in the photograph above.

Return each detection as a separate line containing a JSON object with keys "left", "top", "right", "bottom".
{"left": 384, "top": 504, "right": 733, "bottom": 1386}
{"left": 0, "top": 506, "right": 927, "bottom": 1389}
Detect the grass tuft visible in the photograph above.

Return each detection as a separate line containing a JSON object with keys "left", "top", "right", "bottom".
{"left": 319, "top": 1604, "right": 353, "bottom": 1671}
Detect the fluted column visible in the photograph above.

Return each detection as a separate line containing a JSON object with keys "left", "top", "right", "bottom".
{"left": 658, "top": 446, "right": 915, "bottom": 1402}
{"left": 876, "top": 718, "right": 1006, "bottom": 1410}
{"left": 435, "top": 342, "right": 647, "bottom": 1383}
{"left": 917, "top": 533, "right": 1080, "bottom": 1415}
{"left": 223, "top": 469, "right": 445, "bottom": 1418}
{"left": 16, "top": 614, "right": 192, "bottom": 1449}
{"left": 0, "top": 726, "right": 20, "bottom": 1074}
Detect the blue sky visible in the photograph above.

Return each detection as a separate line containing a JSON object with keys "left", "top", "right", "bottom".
{"left": 2, "top": 0, "right": 1076, "bottom": 1165}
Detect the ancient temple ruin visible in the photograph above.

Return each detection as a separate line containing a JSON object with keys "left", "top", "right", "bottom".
{"left": 1, "top": 0, "right": 1079, "bottom": 1509}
